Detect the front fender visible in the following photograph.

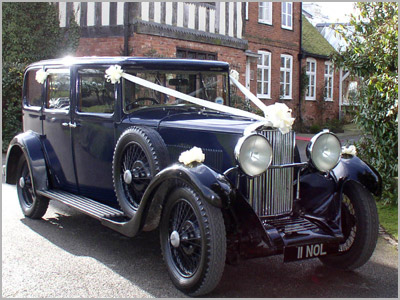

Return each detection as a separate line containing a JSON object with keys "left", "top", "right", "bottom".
{"left": 332, "top": 156, "right": 382, "bottom": 196}
{"left": 102, "top": 163, "right": 234, "bottom": 236}
{"left": 5, "top": 131, "right": 48, "bottom": 192}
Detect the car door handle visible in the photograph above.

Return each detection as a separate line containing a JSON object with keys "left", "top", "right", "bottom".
{"left": 62, "top": 122, "right": 80, "bottom": 128}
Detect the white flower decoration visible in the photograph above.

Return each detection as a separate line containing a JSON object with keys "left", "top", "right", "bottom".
{"left": 35, "top": 69, "right": 49, "bottom": 84}
{"left": 264, "top": 103, "right": 295, "bottom": 134}
{"left": 105, "top": 65, "right": 124, "bottom": 84}
{"left": 178, "top": 147, "right": 205, "bottom": 166}
{"left": 230, "top": 69, "right": 240, "bottom": 82}
{"left": 342, "top": 145, "right": 357, "bottom": 156}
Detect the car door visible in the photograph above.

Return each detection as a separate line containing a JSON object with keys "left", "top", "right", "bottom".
{"left": 71, "top": 66, "right": 117, "bottom": 203}
{"left": 42, "top": 67, "right": 78, "bottom": 192}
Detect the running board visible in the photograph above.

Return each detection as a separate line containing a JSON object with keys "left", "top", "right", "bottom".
{"left": 37, "top": 190, "right": 126, "bottom": 221}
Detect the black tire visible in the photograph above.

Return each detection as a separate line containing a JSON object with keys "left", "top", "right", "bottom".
{"left": 319, "top": 183, "right": 379, "bottom": 270}
{"left": 16, "top": 156, "right": 49, "bottom": 219}
{"left": 113, "top": 126, "right": 169, "bottom": 218}
{"left": 160, "top": 186, "right": 226, "bottom": 296}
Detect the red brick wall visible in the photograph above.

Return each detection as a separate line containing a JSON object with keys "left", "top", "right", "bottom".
{"left": 244, "top": 2, "right": 302, "bottom": 122}
{"left": 76, "top": 37, "right": 124, "bottom": 56}
{"left": 301, "top": 57, "right": 340, "bottom": 127}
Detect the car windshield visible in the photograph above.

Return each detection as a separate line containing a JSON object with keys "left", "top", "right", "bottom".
{"left": 123, "top": 70, "right": 228, "bottom": 113}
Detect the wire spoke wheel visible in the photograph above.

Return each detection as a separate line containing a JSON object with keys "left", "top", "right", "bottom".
{"left": 160, "top": 186, "right": 226, "bottom": 296}
{"left": 339, "top": 194, "right": 357, "bottom": 252}
{"left": 319, "top": 184, "right": 379, "bottom": 270}
{"left": 113, "top": 126, "right": 169, "bottom": 218}
{"left": 16, "top": 156, "right": 49, "bottom": 219}
{"left": 120, "top": 142, "right": 152, "bottom": 209}
{"left": 168, "top": 199, "right": 202, "bottom": 277}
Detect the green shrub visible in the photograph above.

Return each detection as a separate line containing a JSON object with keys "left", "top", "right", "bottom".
{"left": 333, "top": 3, "right": 398, "bottom": 204}
{"left": 2, "top": 2, "right": 80, "bottom": 151}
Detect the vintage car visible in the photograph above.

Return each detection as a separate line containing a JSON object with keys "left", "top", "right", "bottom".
{"left": 5, "top": 57, "right": 381, "bottom": 296}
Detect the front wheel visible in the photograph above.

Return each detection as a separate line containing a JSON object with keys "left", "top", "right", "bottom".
{"left": 319, "top": 183, "right": 379, "bottom": 270}
{"left": 160, "top": 186, "right": 226, "bottom": 296}
{"left": 16, "top": 156, "right": 49, "bottom": 219}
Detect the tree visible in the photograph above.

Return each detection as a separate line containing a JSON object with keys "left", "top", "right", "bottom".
{"left": 333, "top": 2, "right": 398, "bottom": 204}
{"left": 2, "top": 2, "right": 80, "bottom": 151}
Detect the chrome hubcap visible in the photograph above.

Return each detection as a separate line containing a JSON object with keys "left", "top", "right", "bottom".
{"left": 170, "top": 230, "right": 180, "bottom": 248}
{"left": 123, "top": 170, "right": 132, "bottom": 184}
{"left": 19, "top": 176, "right": 25, "bottom": 188}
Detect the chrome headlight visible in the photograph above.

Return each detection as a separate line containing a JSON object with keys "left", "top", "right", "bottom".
{"left": 234, "top": 134, "right": 273, "bottom": 177}
{"left": 306, "top": 130, "right": 341, "bottom": 172}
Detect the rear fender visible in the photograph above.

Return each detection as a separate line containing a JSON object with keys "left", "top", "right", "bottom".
{"left": 5, "top": 131, "right": 48, "bottom": 192}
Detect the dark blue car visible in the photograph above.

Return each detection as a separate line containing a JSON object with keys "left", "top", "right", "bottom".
{"left": 5, "top": 57, "right": 381, "bottom": 296}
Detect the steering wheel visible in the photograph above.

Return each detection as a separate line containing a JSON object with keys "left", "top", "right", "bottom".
{"left": 125, "top": 97, "right": 159, "bottom": 111}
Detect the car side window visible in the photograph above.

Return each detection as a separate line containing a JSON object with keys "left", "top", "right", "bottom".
{"left": 25, "top": 69, "right": 43, "bottom": 107}
{"left": 78, "top": 68, "right": 115, "bottom": 114}
{"left": 46, "top": 69, "right": 70, "bottom": 110}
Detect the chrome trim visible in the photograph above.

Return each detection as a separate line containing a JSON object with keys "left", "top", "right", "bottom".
{"left": 247, "top": 130, "right": 295, "bottom": 217}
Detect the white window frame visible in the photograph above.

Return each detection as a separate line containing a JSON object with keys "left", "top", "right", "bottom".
{"left": 280, "top": 54, "right": 293, "bottom": 100}
{"left": 324, "top": 61, "right": 334, "bottom": 101}
{"left": 258, "top": 2, "right": 272, "bottom": 25}
{"left": 281, "top": 2, "right": 293, "bottom": 30}
{"left": 245, "top": 2, "right": 249, "bottom": 20}
{"left": 257, "top": 51, "right": 271, "bottom": 99}
{"left": 305, "top": 58, "right": 317, "bottom": 100}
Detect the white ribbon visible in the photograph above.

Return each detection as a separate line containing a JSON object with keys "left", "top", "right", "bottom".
{"left": 105, "top": 65, "right": 295, "bottom": 134}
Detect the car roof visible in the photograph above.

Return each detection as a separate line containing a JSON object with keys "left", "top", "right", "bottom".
{"left": 28, "top": 56, "right": 230, "bottom": 72}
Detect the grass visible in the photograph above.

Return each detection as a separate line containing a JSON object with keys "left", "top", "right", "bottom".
{"left": 376, "top": 201, "right": 398, "bottom": 240}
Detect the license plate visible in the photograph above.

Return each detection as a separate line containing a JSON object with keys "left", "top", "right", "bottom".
{"left": 284, "top": 243, "right": 339, "bottom": 262}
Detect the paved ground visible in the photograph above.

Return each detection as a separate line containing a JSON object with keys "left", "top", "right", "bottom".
{"left": 2, "top": 182, "right": 398, "bottom": 298}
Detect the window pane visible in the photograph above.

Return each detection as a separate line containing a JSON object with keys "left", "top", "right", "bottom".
{"left": 264, "top": 69, "right": 269, "bottom": 81}
{"left": 257, "top": 82, "right": 262, "bottom": 94}
{"left": 282, "top": 3, "right": 286, "bottom": 13}
{"left": 288, "top": 3, "right": 292, "bottom": 14}
{"left": 312, "top": 62, "right": 315, "bottom": 72}
{"left": 257, "top": 68, "right": 262, "bottom": 81}
{"left": 263, "top": 54, "right": 269, "bottom": 66}
{"left": 197, "top": 53, "right": 206, "bottom": 60}
{"left": 286, "top": 83, "right": 290, "bottom": 96}
{"left": 47, "top": 70, "right": 70, "bottom": 110}
{"left": 286, "top": 57, "right": 291, "bottom": 69}
{"left": 26, "top": 70, "right": 43, "bottom": 107}
{"left": 280, "top": 71, "right": 284, "bottom": 83}
{"left": 79, "top": 69, "right": 114, "bottom": 113}
{"left": 264, "top": 82, "right": 268, "bottom": 95}
{"left": 281, "top": 57, "right": 285, "bottom": 67}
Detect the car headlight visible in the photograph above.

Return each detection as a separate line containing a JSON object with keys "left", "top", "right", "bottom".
{"left": 306, "top": 130, "right": 341, "bottom": 172}
{"left": 234, "top": 134, "right": 273, "bottom": 177}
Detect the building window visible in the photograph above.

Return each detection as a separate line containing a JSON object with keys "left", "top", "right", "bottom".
{"left": 257, "top": 51, "right": 271, "bottom": 99}
{"left": 281, "top": 2, "right": 293, "bottom": 30}
{"left": 176, "top": 48, "right": 217, "bottom": 60}
{"left": 306, "top": 58, "right": 316, "bottom": 100}
{"left": 258, "top": 2, "right": 272, "bottom": 25}
{"left": 324, "top": 62, "right": 334, "bottom": 101}
{"left": 280, "top": 54, "right": 292, "bottom": 99}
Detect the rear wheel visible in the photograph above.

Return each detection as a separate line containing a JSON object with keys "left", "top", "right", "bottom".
{"left": 16, "top": 156, "right": 49, "bottom": 219}
{"left": 160, "top": 186, "right": 226, "bottom": 296}
{"left": 319, "top": 183, "right": 379, "bottom": 270}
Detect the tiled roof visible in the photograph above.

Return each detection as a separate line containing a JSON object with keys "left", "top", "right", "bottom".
{"left": 302, "top": 15, "right": 336, "bottom": 58}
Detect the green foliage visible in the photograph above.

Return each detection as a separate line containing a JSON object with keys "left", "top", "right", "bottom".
{"left": 377, "top": 201, "right": 398, "bottom": 240}
{"left": 332, "top": 2, "right": 398, "bottom": 204}
{"left": 2, "top": 2, "right": 80, "bottom": 151}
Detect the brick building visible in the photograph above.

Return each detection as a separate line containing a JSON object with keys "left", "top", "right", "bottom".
{"left": 58, "top": 2, "right": 339, "bottom": 127}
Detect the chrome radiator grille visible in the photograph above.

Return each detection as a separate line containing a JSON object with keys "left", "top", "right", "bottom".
{"left": 247, "top": 130, "right": 295, "bottom": 217}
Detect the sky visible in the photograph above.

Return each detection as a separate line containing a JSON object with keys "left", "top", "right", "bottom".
{"left": 304, "top": 2, "right": 360, "bottom": 23}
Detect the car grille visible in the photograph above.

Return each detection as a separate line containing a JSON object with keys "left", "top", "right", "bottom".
{"left": 247, "top": 130, "right": 295, "bottom": 217}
